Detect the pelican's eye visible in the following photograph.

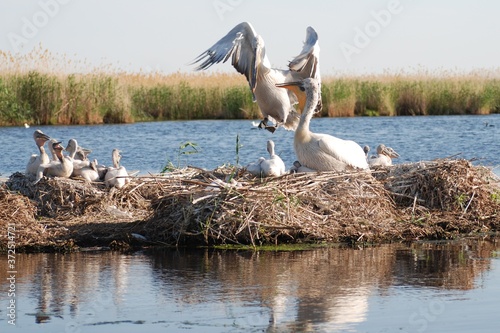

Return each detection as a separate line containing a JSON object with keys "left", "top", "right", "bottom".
{"left": 300, "top": 86, "right": 305, "bottom": 92}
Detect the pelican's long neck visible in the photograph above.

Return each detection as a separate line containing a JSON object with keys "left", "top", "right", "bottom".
{"left": 267, "top": 141, "right": 275, "bottom": 157}
{"left": 112, "top": 151, "right": 120, "bottom": 168}
{"left": 68, "top": 141, "right": 78, "bottom": 159}
{"left": 55, "top": 150, "right": 64, "bottom": 163}
{"left": 296, "top": 88, "right": 319, "bottom": 142}
{"left": 37, "top": 140, "right": 45, "bottom": 153}
{"left": 48, "top": 139, "right": 57, "bottom": 161}
{"left": 37, "top": 139, "right": 50, "bottom": 164}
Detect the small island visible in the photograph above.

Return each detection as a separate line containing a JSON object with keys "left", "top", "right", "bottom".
{"left": 1, "top": 158, "right": 499, "bottom": 252}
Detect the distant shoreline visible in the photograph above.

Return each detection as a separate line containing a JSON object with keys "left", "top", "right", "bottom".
{"left": 1, "top": 69, "right": 500, "bottom": 126}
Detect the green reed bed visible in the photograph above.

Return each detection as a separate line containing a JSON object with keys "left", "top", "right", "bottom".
{"left": 0, "top": 71, "right": 130, "bottom": 125}
{"left": 323, "top": 73, "right": 500, "bottom": 117}
{"left": 1, "top": 49, "right": 500, "bottom": 126}
{"left": 2, "top": 71, "right": 500, "bottom": 126}
{"left": 130, "top": 81, "right": 257, "bottom": 121}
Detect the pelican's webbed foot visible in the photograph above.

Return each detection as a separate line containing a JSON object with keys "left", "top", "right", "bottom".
{"left": 258, "top": 118, "right": 277, "bottom": 133}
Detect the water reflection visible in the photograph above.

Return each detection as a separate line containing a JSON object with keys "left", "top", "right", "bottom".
{"left": 1, "top": 238, "right": 498, "bottom": 332}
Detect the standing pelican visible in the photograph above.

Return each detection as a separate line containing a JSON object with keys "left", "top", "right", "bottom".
{"left": 276, "top": 78, "right": 369, "bottom": 172}
{"left": 191, "top": 22, "right": 321, "bottom": 132}
{"left": 367, "top": 144, "right": 400, "bottom": 167}
{"left": 35, "top": 141, "right": 74, "bottom": 183}
{"left": 260, "top": 140, "right": 286, "bottom": 177}
{"left": 26, "top": 130, "right": 51, "bottom": 176}
{"left": 104, "top": 149, "right": 129, "bottom": 189}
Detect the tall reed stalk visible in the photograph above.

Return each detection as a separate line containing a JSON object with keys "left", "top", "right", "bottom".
{"left": 1, "top": 49, "right": 499, "bottom": 126}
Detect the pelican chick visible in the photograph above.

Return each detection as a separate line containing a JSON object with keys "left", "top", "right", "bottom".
{"left": 92, "top": 159, "right": 108, "bottom": 180}
{"left": 35, "top": 141, "right": 74, "bottom": 183}
{"left": 65, "top": 139, "right": 90, "bottom": 169}
{"left": 73, "top": 159, "right": 100, "bottom": 182}
{"left": 192, "top": 22, "right": 321, "bottom": 132}
{"left": 104, "top": 149, "right": 129, "bottom": 189}
{"left": 47, "top": 138, "right": 60, "bottom": 162}
{"left": 367, "top": 144, "right": 400, "bottom": 167}
{"left": 363, "top": 145, "right": 370, "bottom": 157}
{"left": 289, "top": 161, "right": 316, "bottom": 173}
{"left": 260, "top": 140, "right": 286, "bottom": 177}
{"left": 75, "top": 146, "right": 92, "bottom": 162}
{"left": 276, "top": 78, "right": 369, "bottom": 172}
{"left": 26, "top": 130, "right": 51, "bottom": 176}
{"left": 245, "top": 157, "right": 266, "bottom": 177}
{"left": 206, "top": 176, "right": 242, "bottom": 192}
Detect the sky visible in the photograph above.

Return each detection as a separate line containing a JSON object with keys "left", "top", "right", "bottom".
{"left": 1, "top": 0, "right": 500, "bottom": 76}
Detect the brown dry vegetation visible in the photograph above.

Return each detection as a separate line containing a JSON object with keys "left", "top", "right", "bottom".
{"left": 1, "top": 48, "right": 500, "bottom": 126}
{"left": 1, "top": 159, "right": 499, "bottom": 253}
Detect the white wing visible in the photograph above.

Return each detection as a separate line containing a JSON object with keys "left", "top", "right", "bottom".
{"left": 286, "top": 26, "right": 321, "bottom": 110}
{"left": 315, "top": 134, "right": 369, "bottom": 169}
{"left": 191, "top": 22, "right": 258, "bottom": 91}
{"left": 288, "top": 26, "right": 320, "bottom": 81}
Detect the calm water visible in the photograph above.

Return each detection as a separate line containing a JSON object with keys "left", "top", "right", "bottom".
{"left": 0, "top": 114, "right": 499, "bottom": 177}
{"left": 0, "top": 238, "right": 499, "bottom": 332}
{"left": 1, "top": 115, "right": 500, "bottom": 332}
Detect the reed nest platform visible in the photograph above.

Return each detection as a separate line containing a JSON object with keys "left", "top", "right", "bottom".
{"left": 1, "top": 159, "right": 499, "bottom": 252}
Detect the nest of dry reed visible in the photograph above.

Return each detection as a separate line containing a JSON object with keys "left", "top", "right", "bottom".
{"left": 1, "top": 158, "right": 499, "bottom": 252}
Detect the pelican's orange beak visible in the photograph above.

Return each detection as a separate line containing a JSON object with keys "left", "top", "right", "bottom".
{"left": 275, "top": 81, "right": 307, "bottom": 112}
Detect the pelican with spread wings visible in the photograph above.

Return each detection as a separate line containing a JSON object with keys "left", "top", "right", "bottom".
{"left": 191, "top": 22, "right": 321, "bottom": 133}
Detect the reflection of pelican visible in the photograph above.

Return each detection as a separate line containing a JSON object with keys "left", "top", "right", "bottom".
{"left": 35, "top": 141, "right": 74, "bottom": 183}
{"left": 192, "top": 22, "right": 321, "bottom": 132}
{"left": 260, "top": 140, "right": 286, "bottom": 177}
{"left": 324, "top": 287, "right": 371, "bottom": 331}
{"left": 104, "top": 149, "right": 129, "bottom": 188}
{"left": 277, "top": 78, "right": 368, "bottom": 172}
{"left": 367, "top": 144, "right": 400, "bottom": 167}
{"left": 26, "top": 130, "right": 51, "bottom": 176}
